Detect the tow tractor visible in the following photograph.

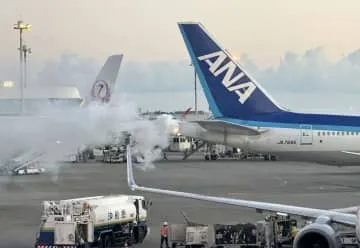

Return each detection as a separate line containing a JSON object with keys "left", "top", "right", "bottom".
{"left": 34, "top": 194, "right": 151, "bottom": 248}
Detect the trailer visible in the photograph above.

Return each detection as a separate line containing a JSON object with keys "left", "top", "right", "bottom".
{"left": 169, "top": 223, "right": 211, "bottom": 248}
{"left": 34, "top": 194, "right": 151, "bottom": 248}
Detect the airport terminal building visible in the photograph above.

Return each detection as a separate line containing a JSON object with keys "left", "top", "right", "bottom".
{"left": 0, "top": 83, "right": 82, "bottom": 115}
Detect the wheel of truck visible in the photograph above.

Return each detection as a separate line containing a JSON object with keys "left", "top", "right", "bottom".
{"left": 137, "top": 226, "right": 146, "bottom": 243}
{"left": 102, "top": 235, "right": 112, "bottom": 248}
{"left": 127, "top": 237, "right": 133, "bottom": 247}
{"left": 127, "top": 229, "right": 134, "bottom": 246}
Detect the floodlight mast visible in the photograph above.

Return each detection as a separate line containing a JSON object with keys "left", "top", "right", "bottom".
{"left": 22, "top": 44, "right": 32, "bottom": 88}
{"left": 13, "top": 20, "right": 32, "bottom": 114}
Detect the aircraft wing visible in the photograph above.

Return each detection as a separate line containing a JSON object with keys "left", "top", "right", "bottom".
{"left": 329, "top": 206, "right": 359, "bottom": 213}
{"left": 191, "top": 119, "right": 268, "bottom": 136}
{"left": 341, "top": 151, "right": 360, "bottom": 156}
{"left": 126, "top": 145, "right": 356, "bottom": 226}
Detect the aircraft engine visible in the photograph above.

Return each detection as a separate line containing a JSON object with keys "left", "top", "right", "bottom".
{"left": 293, "top": 217, "right": 342, "bottom": 248}
{"left": 356, "top": 208, "right": 360, "bottom": 242}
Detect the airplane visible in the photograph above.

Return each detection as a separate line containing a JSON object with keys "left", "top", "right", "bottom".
{"left": 125, "top": 145, "right": 360, "bottom": 248}
{"left": 174, "top": 22, "right": 360, "bottom": 166}
{"left": 0, "top": 54, "right": 124, "bottom": 173}
{"left": 81, "top": 54, "right": 123, "bottom": 106}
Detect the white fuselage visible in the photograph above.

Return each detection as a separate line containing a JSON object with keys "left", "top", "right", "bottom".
{"left": 179, "top": 122, "right": 360, "bottom": 165}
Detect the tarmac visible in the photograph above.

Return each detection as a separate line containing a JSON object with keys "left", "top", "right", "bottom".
{"left": 2, "top": 154, "right": 360, "bottom": 247}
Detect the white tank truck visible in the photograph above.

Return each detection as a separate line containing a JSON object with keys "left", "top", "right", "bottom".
{"left": 34, "top": 194, "right": 151, "bottom": 248}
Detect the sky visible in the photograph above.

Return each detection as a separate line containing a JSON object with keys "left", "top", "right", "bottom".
{"left": 2, "top": 0, "right": 360, "bottom": 113}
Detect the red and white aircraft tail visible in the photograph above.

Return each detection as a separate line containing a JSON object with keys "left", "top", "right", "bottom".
{"left": 81, "top": 54, "right": 123, "bottom": 106}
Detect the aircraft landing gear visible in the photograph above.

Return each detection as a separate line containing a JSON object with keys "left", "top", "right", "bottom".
{"left": 204, "top": 152, "right": 218, "bottom": 160}
{"left": 264, "top": 153, "right": 278, "bottom": 161}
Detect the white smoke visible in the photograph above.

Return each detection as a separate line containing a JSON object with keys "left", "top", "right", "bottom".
{"left": 130, "top": 117, "right": 170, "bottom": 171}
{"left": 0, "top": 94, "right": 171, "bottom": 177}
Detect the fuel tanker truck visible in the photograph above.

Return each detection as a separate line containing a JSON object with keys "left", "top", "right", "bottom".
{"left": 34, "top": 194, "right": 151, "bottom": 248}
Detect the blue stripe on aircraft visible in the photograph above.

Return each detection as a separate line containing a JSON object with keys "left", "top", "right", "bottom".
{"left": 221, "top": 113, "right": 360, "bottom": 131}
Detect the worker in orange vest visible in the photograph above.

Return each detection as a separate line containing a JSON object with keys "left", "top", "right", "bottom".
{"left": 160, "top": 221, "right": 170, "bottom": 248}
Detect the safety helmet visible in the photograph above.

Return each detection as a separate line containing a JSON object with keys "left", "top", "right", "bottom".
{"left": 163, "top": 221, "right": 168, "bottom": 226}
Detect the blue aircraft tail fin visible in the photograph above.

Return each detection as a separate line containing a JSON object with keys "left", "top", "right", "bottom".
{"left": 178, "top": 22, "right": 285, "bottom": 119}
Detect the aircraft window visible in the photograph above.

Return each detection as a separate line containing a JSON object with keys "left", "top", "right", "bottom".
{"left": 347, "top": 132, "right": 350, "bottom": 135}
{"left": 317, "top": 132, "right": 320, "bottom": 136}
{"left": 327, "top": 132, "right": 330, "bottom": 136}
{"left": 351, "top": 132, "right": 354, "bottom": 135}
{"left": 322, "top": 132, "right": 325, "bottom": 136}
{"left": 337, "top": 131, "right": 340, "bottom": 136}
{"left": 342, "top": 132, "right": 344, "bottom": 135}
{"left": 332, "top": 131, "right": 335, "bottom": 135}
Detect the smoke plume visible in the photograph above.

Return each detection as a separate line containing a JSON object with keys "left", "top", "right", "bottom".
{"left": 0, "top": 94, "right": 170, "bottom": 178}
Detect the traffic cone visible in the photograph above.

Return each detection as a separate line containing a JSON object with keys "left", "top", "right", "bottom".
{"left": 124, "top": 241, "right": 128, "bottom": 247}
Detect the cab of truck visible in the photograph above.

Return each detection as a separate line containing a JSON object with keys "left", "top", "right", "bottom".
{"left": 129, "top": 195, "right": 152, "bottom": 221}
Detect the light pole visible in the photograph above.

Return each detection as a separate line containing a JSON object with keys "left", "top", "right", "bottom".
{"left": 189, "top": 63, "right": 198, "bottom": 119}
{"left": 13, "top": 20, "right": 32, "bottom": 114}
{"left": 22, "top": 44, "right": 32, "bottom": 88}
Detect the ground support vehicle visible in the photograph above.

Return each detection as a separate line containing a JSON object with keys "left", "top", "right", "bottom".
{"left": 34, "top": 194, "right": 151, "bottom": 248}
